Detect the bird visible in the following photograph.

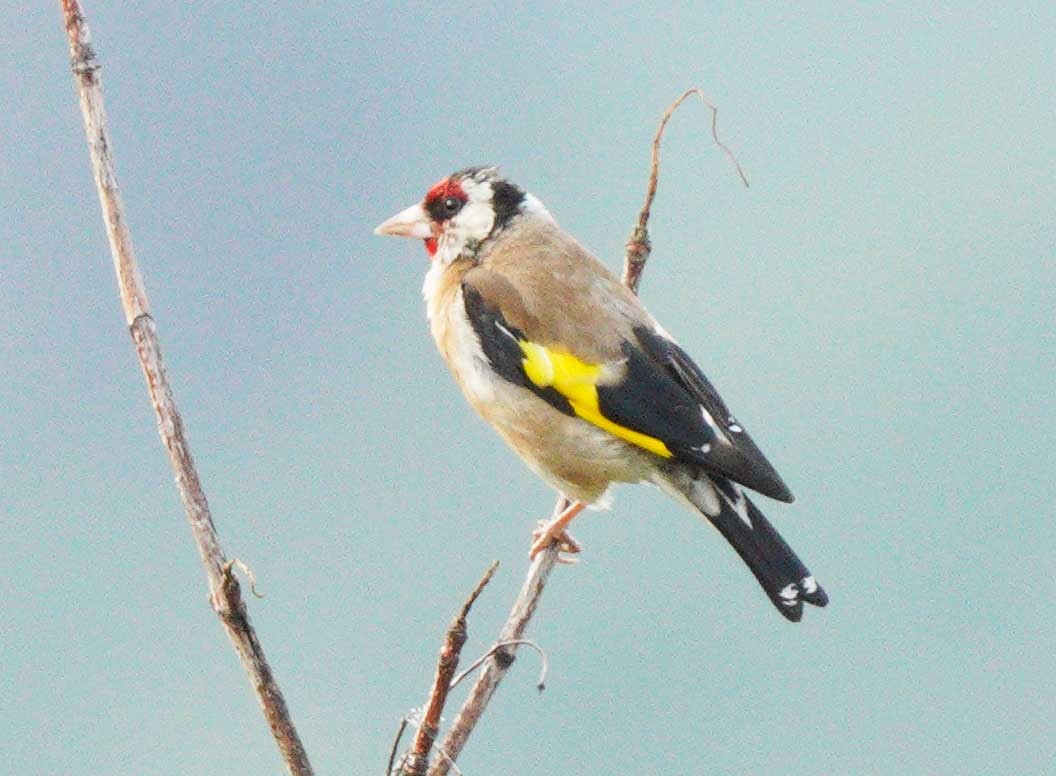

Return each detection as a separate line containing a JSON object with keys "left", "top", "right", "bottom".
{"left": 374, "top": 166, "right": 827, "bottom": 621}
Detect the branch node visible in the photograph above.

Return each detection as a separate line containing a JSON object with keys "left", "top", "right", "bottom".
{"left": 493, "top": 646, "right": 515, "bottom": 669}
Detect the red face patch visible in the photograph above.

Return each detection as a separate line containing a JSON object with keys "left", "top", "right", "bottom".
{"left": 424, "top": 177, "right": 467, "bottom": 207}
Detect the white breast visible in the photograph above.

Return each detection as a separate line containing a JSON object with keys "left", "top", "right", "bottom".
{"left": 423, "top": 261, "right": 497, "bottom": 404}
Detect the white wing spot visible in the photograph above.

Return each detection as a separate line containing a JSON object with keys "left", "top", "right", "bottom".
{"left": 778, "top": 584, "right": 799, "bottom": 604}
{"left": 728, "top": 421, "right": 743, "bottom": 433}
{"left": 701, "top": 406, "right": 722, "bottom": 434}
{"left": 715, "top": 479, "right": 753, "bottom": 529}
{"left": 801, "top": 576, "right": 818, "bottom": 594}
{"left": 494, "top": 320, "right": 518, "bottom": 341}
{"left": 734, "top": 493, "right": 752, "bottom": 529}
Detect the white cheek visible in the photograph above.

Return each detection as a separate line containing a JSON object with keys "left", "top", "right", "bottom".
{"left": 462, "top": 203, "right": 495, "bottom": 237}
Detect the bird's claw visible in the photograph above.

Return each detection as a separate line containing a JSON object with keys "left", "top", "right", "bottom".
{"left": 530, "top": 520, "right": 582, "bottom": 561}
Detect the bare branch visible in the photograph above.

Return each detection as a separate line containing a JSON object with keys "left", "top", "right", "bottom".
{"left": 398, "top": 562, "right": 499, "bottom": 776}
{"left": 59, "top": 3, "right": 312, "bottom": 774}
{"left": 426, "top": 499, "right": 566, "bottom": 776}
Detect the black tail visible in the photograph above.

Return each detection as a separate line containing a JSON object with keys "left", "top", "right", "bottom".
{"left": 658, "top": 469, "right": 828, "bottom": 622}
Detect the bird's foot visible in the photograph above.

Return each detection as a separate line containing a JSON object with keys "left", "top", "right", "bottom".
{"left": 531, "top": 521, "right": 582, "bottom": 563}
{"left": 530, "top": 501, "right": 587, "bottom": 560}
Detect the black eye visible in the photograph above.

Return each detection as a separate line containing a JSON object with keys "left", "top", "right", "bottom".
{"left": 425, "top": 190, "right": 467, "bottom": 222}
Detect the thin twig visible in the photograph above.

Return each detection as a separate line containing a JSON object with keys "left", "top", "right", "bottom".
{"left": 394, "top": 716, "right": 466, "bottom": 776}
{"left": 389, "top": 712, "right": 465, "bottom": 776}
{"left": 398, "top": 562, "right": 499, "bottom": 776}
{"left": 449, "top": 639, "right": 549, "bottom": 693}
{"left": 387, "top": 718, "right": 410, "bottom": 776}
{"left": 59, "top": 3, "right": 312, "bottom": 774}
{"left": 624, "top": 87, "right": 749, "bottom": 293}
{"left": 227, "top": 557, "right": 264, "bottom": 598}
{"left": 638, "top": 87, "right": 749, "bottom": 234}
{"left": 429, "top": 89, "right": 746, "bottom": 775}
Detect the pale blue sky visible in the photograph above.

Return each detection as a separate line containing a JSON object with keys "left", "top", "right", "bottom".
{"left": 2, "top": 2, "right": 1054, "bottom": 774}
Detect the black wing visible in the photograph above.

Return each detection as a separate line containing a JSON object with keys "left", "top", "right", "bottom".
{"left": 597, "top": 326, "right": 795, "bottom": 502}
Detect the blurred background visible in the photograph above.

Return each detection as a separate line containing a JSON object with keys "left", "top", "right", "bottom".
{"left": 2, "top": 2, "right": 1054, "bottom": 774}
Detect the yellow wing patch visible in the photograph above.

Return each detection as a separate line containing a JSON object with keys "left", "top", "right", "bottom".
{"left": 518, "top": 340, "right": 673, "bottom": 458}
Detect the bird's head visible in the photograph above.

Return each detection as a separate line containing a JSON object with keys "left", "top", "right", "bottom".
{"left": 374, "top": 166, "right": 548, "bottom": 264}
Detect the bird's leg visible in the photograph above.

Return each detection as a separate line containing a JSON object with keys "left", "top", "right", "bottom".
{"left": 530, "top": 500, "right": 587, "bottom": 559}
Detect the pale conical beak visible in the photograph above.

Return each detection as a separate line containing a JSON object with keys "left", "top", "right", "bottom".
{"left": 374, "top": 203, "right": 433, "bottom": 238}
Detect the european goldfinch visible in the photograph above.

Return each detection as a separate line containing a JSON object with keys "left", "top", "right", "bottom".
{"left": 375, "top": 166, "right": 827, "bottom": 621}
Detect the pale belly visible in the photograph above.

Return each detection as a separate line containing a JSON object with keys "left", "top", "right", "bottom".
{"left": 477, "top": 378, "right": 656, "bottom": 503}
